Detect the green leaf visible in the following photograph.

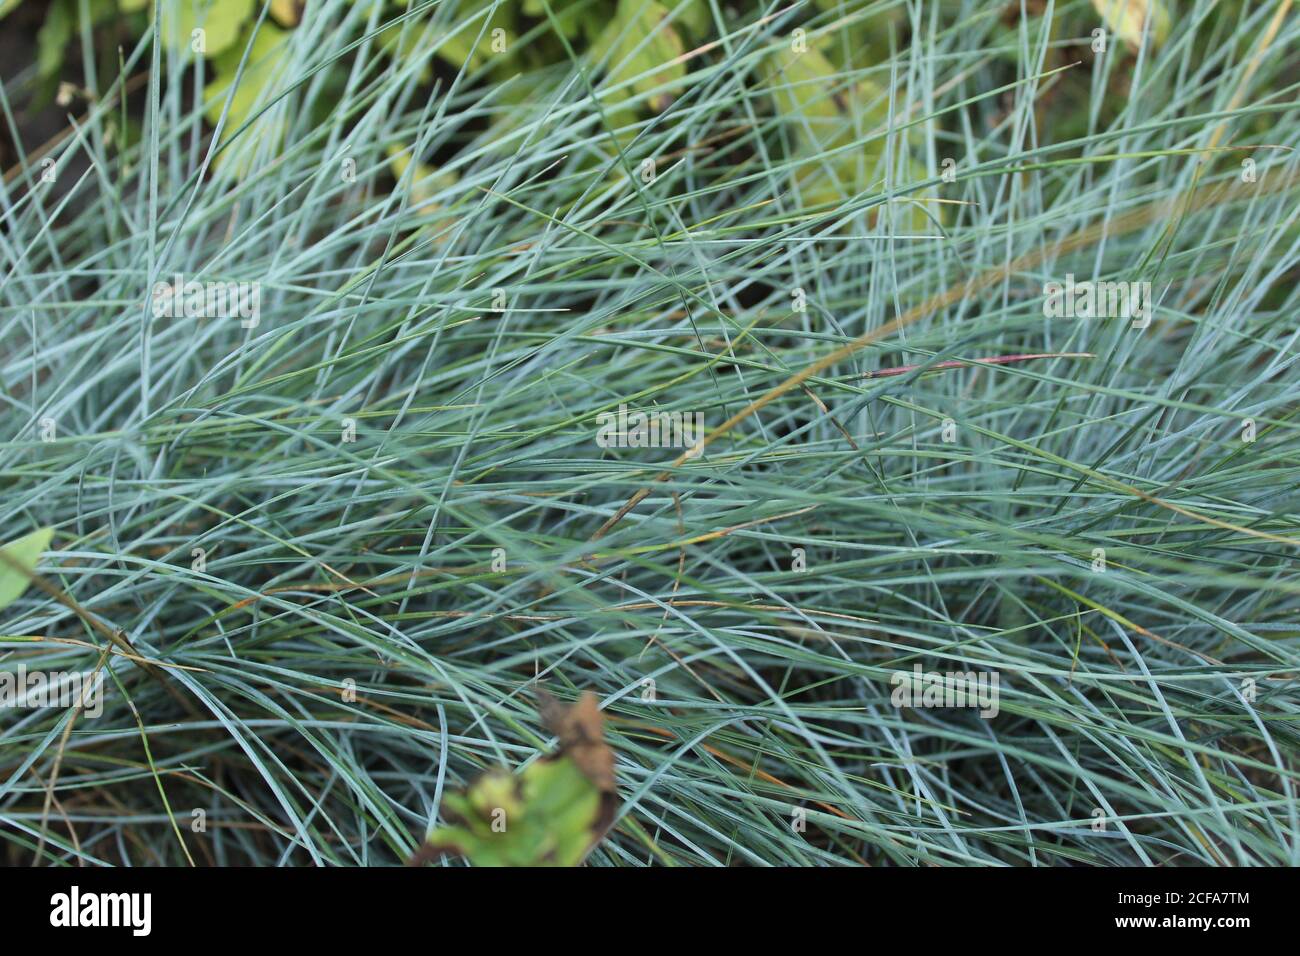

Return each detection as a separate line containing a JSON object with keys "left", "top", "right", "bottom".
{"left": 415, "top": 693, "right": 616, "bottom": 867}
{"left": 0, "top": 528, "right": 54, "bottom": 613}
{"left": 815, "top": 0, "right": 905, "bottom": 67}
{"left": 38, "top": 0, "right": 122, "bottom": 77}
{"left": 37, "top": 0, "right": 76, "bottom": 79}
{"left": 669, "top": 0, "right": 709, "bottom": 39}
{"left": 523, "top": 0, "right": 593, "bottom": 39}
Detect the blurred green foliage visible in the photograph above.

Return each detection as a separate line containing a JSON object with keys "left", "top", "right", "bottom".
{"left": 423, "top": 758, "right": 603, "bottom": 866}
{"left": 8, "top": 0, "right": 922, "bottom": 202}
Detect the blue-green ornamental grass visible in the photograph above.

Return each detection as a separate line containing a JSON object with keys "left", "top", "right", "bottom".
{"left": 0, "top": 0, "right": 1298, "bottom": 866}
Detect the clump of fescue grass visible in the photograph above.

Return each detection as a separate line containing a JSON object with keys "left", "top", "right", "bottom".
{"left": 1, "top": 0, "right": 1298, "bottom": 866}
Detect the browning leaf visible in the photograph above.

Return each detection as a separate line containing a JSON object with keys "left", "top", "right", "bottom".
{"left": 537, "top": 689, "right": 616, "bottom": 793}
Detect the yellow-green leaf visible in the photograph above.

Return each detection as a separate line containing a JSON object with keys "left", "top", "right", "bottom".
{"left": 1092, "top": 0, "right": 1171, "bottom": 51}
{"left": 595, "top": 0, "right": 686, "bottom": 115}
{"left": 433, "top": 0, "right": 516, "bottom": 71}
{"left": 205, "top": 25, "right": 287, "bottom": 127}
{"left": 378, "top": 22, "right": 434, "bottom": 83}
{"left": 763, "top": 45, "right": 847, "bottom": 134}
{"left": 669, "top": 0, "right": 709, "bottom": 39}
{"left": 204, "top": 25, "right": 289, "bottom": 172}
{"left": 269, "top": 0, "right": 299, "bottom": 27}
{"left": 0, "top": 528, "right": 54, "bottom": 613}
{"left": 762, "top": 45, "right": 933, "bottom": 227}
{"left": 386, "top": 144, "right": 458, "bottom": 211}
{"left": 164, "top": 0, "right": 256, "bottom": 58}
{"left": 762, "top": 46, "right": 871, "bottom": 208}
